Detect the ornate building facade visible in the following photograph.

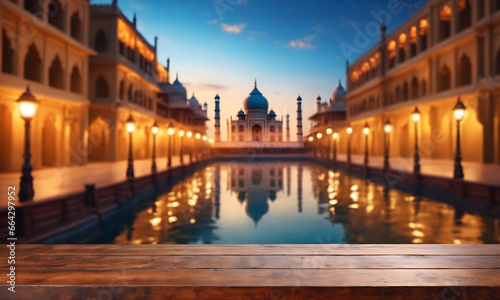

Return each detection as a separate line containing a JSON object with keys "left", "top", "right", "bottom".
{"left": 314, "top": 0, "right": 500, "bottom": 165}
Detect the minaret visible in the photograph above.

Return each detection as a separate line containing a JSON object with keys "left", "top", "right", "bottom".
{"left": 296, "top": 95, "right": 303, "bottom": 143}
{"left": 316, "top": 95, "right": 322, "bottom": 112}
{"left": 133, "top": 14, "right": 137, "bottom": 28}
{"left": 166, "top": 58, "right": 170, "bottom": 83}
{"left": 214, "top": 94, "right": 221, "bottom": 143}
{"left": 286, "top": 114, "right": 290, "bottom": 142}
{"left": 298, "top": 163, "right": 303, "bottom": 213}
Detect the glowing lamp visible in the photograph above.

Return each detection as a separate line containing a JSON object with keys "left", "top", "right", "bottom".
{"left": 346, "top": 127, "right": 353, "bottom": 134}
{"left": 308, "top": 136, "right": 314, "bottom": 142}
{"left": 333, "top": 132, "right": 339, "bottom": 140}
{"left": 412, "top": 106, "right": 421, "bottom": 123}
{"left": 363, "top": 123, "right": 370, "bottom": 136}
{"left": 16, "top": 86, "right": 39, "bottom": 121}
{"left": 453, "top": 97, "right": 466, "bottom": 122}
{"left": 202, "top": 135, "right": 208, "bottom": 141}
{"left": 195, "top": 133, "right": 201, "bottom": 140}
{"left": 179, "top": 130, "right": 185, "bottom": 137}
{"left": 126, "top": 114, "right": 135, "bottom": 133}
{"left": 187, "top": 131, "right": 192, "bottom": 138}
{"left": 316, "top": 133, "right": 323, "bottom": 139}
{"left": 326, "top": 128, "right": 333, "bottom": 135}
{"left": 384, "top": 120, "right": 392, "bottom": 133}
{"left": 151, "top": 121, "right": 159, "bottom": 135}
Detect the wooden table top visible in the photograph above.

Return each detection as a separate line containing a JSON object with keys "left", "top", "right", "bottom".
{"left": 1, "top": 244, "right": 499, "bottom": 299}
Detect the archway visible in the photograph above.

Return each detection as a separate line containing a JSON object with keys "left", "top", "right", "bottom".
{"left": 42, "top": 114, "right": 57, "bottom": 167}
{"left": 24, "top": 44, "right": 42, "bottom": 82}
{"left": 0, "top": 105, "right": 12, "bottom": 172}
{"left": 88, "top": 118, "right": 110, "bottom": 161}
{"left": 2, "top": 29, "right": 15, "bottom": 74}
{"left": 252, "top": 124, "right": 262, "bottom": 141}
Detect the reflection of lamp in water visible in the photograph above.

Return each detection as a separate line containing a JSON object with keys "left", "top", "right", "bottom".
{"left": 326, "top": 128, "right": 333, "bottom": 160}
{"left": 179, "top": 130, "right": 185, "bottom": 164}
{"left": 346, "top": 126, "right": 353, "bottom": 167}
{"left": 363, "top": 123, "right": 370, "bottom": 169}
{"left": 126, "top": 113, "right": 135, "bottom": 179}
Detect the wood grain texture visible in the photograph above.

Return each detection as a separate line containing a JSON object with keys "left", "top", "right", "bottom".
{"left": 1, "top": 244, "right": 499, "bottom": 299}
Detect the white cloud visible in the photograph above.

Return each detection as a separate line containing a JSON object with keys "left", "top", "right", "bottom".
{"left": 207, "top": 19, "right": 218, "bottom": 24}
{"left": 221, "top": 23, "right": 247, "bottom": 34}
{"left": 287, "top": 36, "right": 316, "bottom": 49}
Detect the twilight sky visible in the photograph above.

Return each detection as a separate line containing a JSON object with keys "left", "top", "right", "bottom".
{"left": 92, "top": 0, "right": 426, "bottom": 140}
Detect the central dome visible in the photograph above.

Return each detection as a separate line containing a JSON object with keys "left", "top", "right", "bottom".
{"left": 243, "top": 81, "right": 268, "bottom": 114}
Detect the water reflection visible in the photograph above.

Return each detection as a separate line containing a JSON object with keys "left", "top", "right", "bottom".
{"left": 102, "top": 162, "right": 500, "bottom": 244}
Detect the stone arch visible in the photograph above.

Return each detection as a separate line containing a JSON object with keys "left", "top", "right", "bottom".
{"left": 48, "top": 0, "right": 64, "bottom": 31}
{"left": 0, "top": 105, "right": 12, "bottom": 172}
{"left": 49, "top": 55, "right": 64, "bottom": 89}
{"left": 94, "top": 29, "right": 107, "bottom": 52}
{"left": 411, "top": 77, "right": 419, "bottom": 99}
{"left": 95, "top": 75, "right": 109, "bottom": 98}
{"left": 70, "top": 65, "right": 81, "bottom": 93}
{"left": 42, "top": 114, "right": 58, "bottom": 167}
{"left": 252, "top": 124, "right": 262, "bottom": 141}
{"left": 403, "top": 81, "right": 409, "bottom": 101}
{"left": 457, "top": 53, "right": 472, "bottom": 87}
{"left": 88, "top": 118, "right": 110, "bottom": 161}
{"left": 70, "top": 11, "right": 82, "bottom": 41}
{"left": 2, "top": 29, "right": 15, "bottom": 74}
{"left": 395, "top": 85, "right": 401, "bottom": 102}
{"left": 24, "top": 43, "right": 42, "bottom": 82}
{"left": 439, "top": 5, "right": 452, "bottom": 41}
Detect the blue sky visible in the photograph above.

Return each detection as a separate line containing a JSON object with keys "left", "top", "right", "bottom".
{"left": 92, "top": 0, "right": 426, "bottom": 139}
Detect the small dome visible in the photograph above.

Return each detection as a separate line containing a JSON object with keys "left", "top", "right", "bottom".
{"left": 215, "top": 94, "right": 220, "bottom": 100}
{"left": 188, "top": 93, "right": 199, "bottom": 107}
{"left": 269, "top": 109, "right": 276, "bottom": 116}
{"left": 243, "top": 81, "right": 268, "bottom": 114}
{"left": 332, "top": 80, "right": 346, "bottom": 101}
{"left": 297, "top": 95, "right": 302, "bottom": 101}
{"left": 237, "top": 109, "right": 245, "bottom": 116}
{"left": 171, "top": 74, "right": 187, "bottom": 96}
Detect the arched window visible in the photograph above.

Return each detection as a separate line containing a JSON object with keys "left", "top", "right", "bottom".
{"left": 239, "top": 125, "right": 244, "bottom": 133}
{"left": 421, "top": 79, "right": 427, "bottom": 96}
{"left": 438, "top": 64, "right": 451, "bottom": 92}
{"left": 395, "top": 85, "right": 401, "bottom": 102}
{"left": 95, "top": 75, "right": 109, "bottom": 98}
{"left": 24, "top": 0, "right": 42, "bottom": 17}
{"left": 398, "top": 34, "right": 407, "bottom": 63}
{"left": 127, "top": 85, "right": 133, "bottom": 102}
{"left": 270, "top": 125, "right": 275, "bottom": 133}
{"left": 70, "top": 11, "right": 82, "bottom": 41}
{"left": 457, "top": 0, "right": 471, "bottom": 32}
{"left": 411, "top": 77, "right": 419, "bottom": 99}
{"left": 70, "top": 65, "right": 81, "bottom": 94}
{"left": 119, "top": 80, "right": 125, "bottom": 100}
{"left": 403, "top": 81, "right": 409, "bottom": 101}
{"left": 388, "top": 41, "right": 396, "bottom": 69}
{"left": 94, "top": 29, "right": 107, "bottom": 52}
{"left": 24, "top": 43, "right": 42, "bottom": 82}
{"left": 419, "top": 19, "right": 429, "bottom": 51}
{"left": 409, "top": 27, "right": 417, "bottom": 57}
{"left": 439, "top": 6, "right": 452, "bottom": 41}
{"left": 457, "top": 54, "right": 471, "bottom": 87}
{"left": 2, "top": 29, "right": 15, "bottom": 75}
{"left": 49, "top": 55, "right": 64, "bottom": 89}
{"left": 48, "top": 0, "right": 64, "bottom": 31}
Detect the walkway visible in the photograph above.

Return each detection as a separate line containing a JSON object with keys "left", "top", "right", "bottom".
{"left": 330, "top": 154, "right": 500, "bottom": 187}
{"left": 1, "top": 244, "right": 499, "bottom": 299}
{"left": 0, "top": 155, "right": 191, "bottom": 207}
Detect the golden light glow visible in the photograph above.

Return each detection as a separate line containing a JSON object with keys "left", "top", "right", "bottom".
{"left": 362, "top": 62, "right": 371, "bottom": 72}
{"left": 168, "top": 216, "right": 178, "bottom": 224}
{"left": 117, "top": 18, "right": 136, "bottom": 48}
{"left": 329, "top": 199, "right": 338, "bottom": 206}
{"left": 168, "top": 127, "right": 175, "bottom": 136}
{"left": 179, "top": 130, "right": 185, "bottom": 137}
{"left": 454, "top": 109, "right": 465, "bottom": 122}
{"left": 203, "top": 135, "right": 208, "bottom": 141}
{"left": 410, "top": 26, "right": 417, "bottom": 43}
{"left": 388, "top": 41, "right": 396, "bottom": 57}
{"left": 151, "top": 122, "right": 159, "bottom": 135}
{"left": 420, "top": 19, "right": 429, "bottom": 35}
{"left": 209, "top": 138, "right": 214, "bottom": 144}
{"left": 126, "top": 120, "right": 135, "bottom": 133}
{"left": 187, "top": 131, "right": 193, "bottom": 138}
{"left": 308, "top": 136, "right": 314, "bottom": 142}
{"left": 440, "top": 5, "right": 452, "bottom": 21}
{"left": 326, "top": 128, "right": 333, "bottom": 135}
{"left": 18, "top": 102, "right": 38, "bottom": 119}
{"left": 363, "top": 126, "right": 370, "bottom": 136}
{"left": 157, "top": 62, "right": 168, "bottom": 82}
{"left": 384, "top": 123, "right": 392, "bottom": 133}
{"left": 195, "top": 133, "right": 201, "bottom": 140}
{"left": 346, "top": 127, "right": 353, "bottom": 134}
{"left": 412, "top": 107, "right": 421, "bottom": 123}
{"left": 316, "top": 133, "right": 323, "bottom": 139}
{"left": 398, "top": 33, "right": 407, "bottom": 47}
{"left": 149, "top": 217, "right": 162, "bottom": 227}
{"left": 333, "top": 132, "right": 339, "bottom": 140}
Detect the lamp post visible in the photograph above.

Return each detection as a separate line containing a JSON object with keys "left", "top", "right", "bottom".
{"left": 326, "top": 128, "right": 333, "bottom": 160}
{"left": 453, "top": 97, "right": 466, "bottom": 179}
{"left": 151, "top": 121, "right": 159, "bottom": 174}
{"left": 179, "top": 130, "right": 185, "bottom": 165}
{"left": 316, "top": 132, "right": 323, "bottom": 160}
{"left": 384, "top": 120, "right": 393, "bottom": 174}
{"left": 187, "top": 131, "right": 193, "bottom": 163}
{"left": 167, "top": 122, "right": 175, "bottom": 168}
{"left": 126, "top": 114, "right": 135, "bottom": 179}
{"left": 346, "top": 126, "right": 353, "bottom": 167}
{"left": 363, "top": 123, "right": 370, "bottom": 169}
{"left": 333, "top": 132, "right": 339, "bottom": 163}
{"left": 412, "top": 107, "right": 421, "bottom": 175}
{"left": 195, "top": 132, "right": 201, "bottom": 161}
{"left": 17, "top": 86, "right": 39, "bottom": 202}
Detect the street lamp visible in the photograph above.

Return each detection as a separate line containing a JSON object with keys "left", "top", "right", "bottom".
{"left": 453, "top": 97, "right": 466, "bottom": 179}
{"left": 167, "top": 122, "right": 175, "bottom": 168}
{"left": 195, "top": 133, "right": 201, "bottom": 161}
{"left": 151, "top": 121, "right": 159, "bottom": 174}
{"left": 187, "top": 131, "right": 193, "bottom": 163}
{"left": 346, "top": 126, "right": 353, "bottom": 167}
{"left": 326, "top": 128, "right": 333, "bottom": 160}
{"left": 316, "top": 133, "right": 323, "bottom": 159}
{"left": 363, "top": 123, "right": 370, "bottom": 168}
{"left": 179, "top": 130, "right": 185, "bottom": 165}
{"left": 332, "top": 132, "right": 339, "bottom": 162}
{"left": 126, "top": 113, "right": 135, "bottom": 179}
{"left": 16, "top": 86, "right": 39, "bottom": 202}
{"left": 412, "top": 106, "right": 421, "bottom": 174}
{"left": 384, "top": 120, "right": 393, "bottom": 173}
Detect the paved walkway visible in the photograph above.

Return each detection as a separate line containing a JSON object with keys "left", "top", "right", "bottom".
{"left": 327, "top": 153, "right": 500, "bottom": 187}
{"left": 0, "top": 155, "right": 191, "bottom": 207}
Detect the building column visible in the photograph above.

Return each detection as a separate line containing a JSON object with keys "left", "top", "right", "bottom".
{"left": 214, "top": 94, "right": 221, "bottom": 143}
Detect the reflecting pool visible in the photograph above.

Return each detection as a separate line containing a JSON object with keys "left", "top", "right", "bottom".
{"left": 88, "top": 162, "right": 500, "bottom": 244}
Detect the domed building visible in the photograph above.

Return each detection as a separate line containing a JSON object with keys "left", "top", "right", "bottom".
{"left": 309, "top": 79, "right": 347, "bottom": 136}
{"left": 228, "top": 81, "right": 284, "bottom": 142}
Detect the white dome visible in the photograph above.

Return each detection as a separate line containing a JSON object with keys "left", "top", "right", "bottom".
{"left": 188, "top": 93, "right": 199, "bottom": 108}
{"left": 243, "top": 81, "right": 268, "bottom": 114}
{"left": 171, "top": 74, "right": 187, "bottom": 97}
{"left": 331, "top": 80, "right": 346, "bottom": 101}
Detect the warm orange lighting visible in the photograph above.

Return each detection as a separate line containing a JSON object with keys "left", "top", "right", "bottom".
{"left": 326, "top": 128, "right": 333, "bottom": 135}
{"left": 333, "top": 132, "right": 339, "bottom": 140}
{"left": 453, "top": 97, "right": 466, "bottom": 122}
{"left": 410, "top": 26, "right": 417, "bottom": 43}
{"left": 346, "top": 127, "right": 353, "bottom": 134}
{"left": 384, "top": 120, "right": 392, "bottom": 133}
{"left": 168, "top": 127, "right": 175, "bottom": 136}
{"left": 126, "top": 114, "right": 135, "bottom": 133}
{"left": 398, "top": 33, "right": 407, "bottom": 47}
{"left": 195, "top": 133, "right": 201, "bottom": 140}
{"left": 308, "top": 136, "right": 314, "bottom": 142}
{"left": 179, "top": 130, "right": 185, "bottom": 137}
{"left": 440, "top": 5, "right": 452, "bottom": 21}
{"left": 316, "top": 133, "right": 323, "bottom": 139}
{"left": 363, "top": 124, "right": 370, "bottom": 136}
{"left": 202, "top": 135, "right": 208, "bottom": 141}
{"left": 412, "top": 107, "right": 421, "bottom": 123}
{"left": 208, "top": 138, "right": 214, "bottom": 144}
{"left": 151, "top": 121, "right": 159, "bottom": 135}
{"left": 187, "top": 131, "right": 192, "bottom": 138}
{"left": 16, "top": 86, "right": 39, "bottom": 121}
{"left": 388, "top": 40, "right": 396, "bottom": 58}
{"left": 420, "top": 19, "right": 429, "bottom": 35}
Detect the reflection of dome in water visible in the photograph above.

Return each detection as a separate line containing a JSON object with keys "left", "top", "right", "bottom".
{"left": 243, "top": 81, "right": 269, "bottom": 114}
{"left": 245, "top": 191, "right": 269, "bottom": 226}
{"left": 237, "top": 191, "right": 246, "bottom": 203}
{"left": 269, "top": 191, "right": 277, "bottom": 202}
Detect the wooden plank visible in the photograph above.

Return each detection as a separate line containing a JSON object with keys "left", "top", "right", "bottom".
{"left": 11, "top": 268, "right": 500, "bottom": 287}
{"left": 2, "top": 286, "right": 499, "bottom": 300}
{"left": 4, "top": 255, "right": 500, "bottom": 270}
{"left": 13, "top": 244, "right": 500, "bottom": 256}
